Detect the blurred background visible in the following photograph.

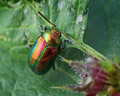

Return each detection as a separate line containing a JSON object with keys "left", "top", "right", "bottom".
{"left": 0, "top": 0, "right": 120, "bottom": 96}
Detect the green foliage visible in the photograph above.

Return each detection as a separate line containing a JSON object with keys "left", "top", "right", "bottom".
{"left": 0, "top": 0, "right": 88, "bottom": 60}
{"left": 0, "top": 49, "right": 82, "bottom": 96}
{"left": 0, "top": 0, "right": 88, "bottom": 96}
{"left": 0, "top": 0, "right": 120, "bottom": 95}
{"left": 84, "top": 0, "right": 120, "bottom": 60}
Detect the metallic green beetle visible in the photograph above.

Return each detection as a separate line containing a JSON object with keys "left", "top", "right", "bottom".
{"left": 28, "top": 12, "right": 64, "bottom": 75}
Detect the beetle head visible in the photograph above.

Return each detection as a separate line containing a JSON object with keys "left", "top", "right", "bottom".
{"left": 52, "top": 27, "right": 61, "bottom": 37}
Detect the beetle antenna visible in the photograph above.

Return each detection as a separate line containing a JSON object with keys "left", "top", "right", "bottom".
{"left": 38, "top": 11, "right": 56, "bottom": 27}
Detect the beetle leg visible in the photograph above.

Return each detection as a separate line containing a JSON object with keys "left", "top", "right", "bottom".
{"left": 44, "top": 26, "right": 48, "bottom": 31}
{"left": 58, "top": 39, "right": 72, "bottom": 53}
{"left": 40, "top": 25, "right": 48, "bottom": 33}
{"left": 40, "top": 32, "right": 44, "bottom": 36}
{"left": 52, "top": 63, "right": 55, "bottom": 70}
{"left": 25, "top": 42, "right": 34, "bottom": 49}
{"left": 39, "top": 26, "right": 48, "bottom": 37}
{"left": 39, "top": 25, "right": 44, "bottom": 35}
{"left": 61, "top": 39, "right": 71, "bottom": 50}
{"left": 29, "top": 43, "right": 34, "bottom": 47}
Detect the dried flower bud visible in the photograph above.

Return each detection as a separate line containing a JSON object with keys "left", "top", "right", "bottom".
{"left": 56, "top": 55, "right": 120, "bottom": 95}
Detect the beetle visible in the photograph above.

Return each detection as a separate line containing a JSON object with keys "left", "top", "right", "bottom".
{"left": 28, "top": 12, "right": 65, "bottom": 75}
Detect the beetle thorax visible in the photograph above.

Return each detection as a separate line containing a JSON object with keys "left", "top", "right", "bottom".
{"left": 52, "top": 30, "right": 61, "bottom": 37}
{"left": 43, "top": 31, "right": 61, "bottom": 46}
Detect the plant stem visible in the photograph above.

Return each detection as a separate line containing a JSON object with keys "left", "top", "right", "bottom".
{"left": 24, "top": 0, "right": 113, "bottom": 65}
{"left": 65, "top": 35, "right": 113, "bottom": 63}
{"left": 75, "top": 41, "right": 113, "bottom": 63}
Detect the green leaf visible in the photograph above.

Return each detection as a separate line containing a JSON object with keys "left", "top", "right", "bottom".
{"left": 84, "top": 0, "right": 120, "bottom": 60}
{"left": 0, "top": 0, "right": 88, "bottom": 60}
{"left": 1, "top": 0, "right": 120, "bottom": 95}
{"left": 0, "top": 0, "right": 88, "bottom": 96}
{"left": 0, "top": 49, "right": 83, "bottom": 96}
{"left": 83, "top": 0, "right": 120, "bottom": 74}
